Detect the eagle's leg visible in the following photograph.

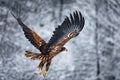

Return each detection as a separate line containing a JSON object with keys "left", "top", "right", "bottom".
{"left": 38, "top": 60, "right": 46, "bottom": 74}
{"left": 43, "top": 59, "right": 51, "bottom": 77}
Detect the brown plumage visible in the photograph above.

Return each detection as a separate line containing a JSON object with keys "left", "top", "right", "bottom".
{"left": 11, "top": 11, "right": 85, "bottom": 77}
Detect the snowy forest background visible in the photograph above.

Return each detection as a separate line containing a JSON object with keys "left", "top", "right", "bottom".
{"left": 0, "top": 0, "right": 120, "bottom": 80}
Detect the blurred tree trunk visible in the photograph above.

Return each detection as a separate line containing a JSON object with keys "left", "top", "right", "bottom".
{"left": 59, "top": 0, "right": 63, "bottom": 21}
{"left": 95, "top": 1, "right": 100, "bottom": 79}
{"left": 95, "top": 0, "right": 117, "bottom": 80}
{"left": 1, "top": 11, "right": 9, "bottom": 68}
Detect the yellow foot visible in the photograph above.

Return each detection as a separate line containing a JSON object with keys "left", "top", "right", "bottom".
{"left": 39, "top": 68, "right": 42, "bottom": 74}
{"left": 43, "top": 71, "right": 48, "bottom": 77}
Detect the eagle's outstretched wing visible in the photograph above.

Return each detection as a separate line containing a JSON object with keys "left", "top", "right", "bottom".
{"left": 46, "top": 11, "right": 85, "bottom": 51}
{"left": 11, "top": 13, "right": 46, "bottom": 51}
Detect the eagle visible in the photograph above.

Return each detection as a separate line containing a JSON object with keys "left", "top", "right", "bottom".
{"left": 11, "top": 11, "right": 85, "bottom": 77}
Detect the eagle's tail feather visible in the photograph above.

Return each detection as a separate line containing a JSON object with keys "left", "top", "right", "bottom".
{"left": 25, "top": 51, "right": 44, "bottom": 60}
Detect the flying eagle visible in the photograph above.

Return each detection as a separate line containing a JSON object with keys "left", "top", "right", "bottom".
{"left": 11, "top": 11, "right": 85, "bottom": 77}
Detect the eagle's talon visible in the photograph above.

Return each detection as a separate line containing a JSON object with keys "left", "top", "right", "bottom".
{"left": 39, "top": 68, "right": 42, "bottom": 74}
{"left": 43, "top": 71, "right": 48, "bottom": 77}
